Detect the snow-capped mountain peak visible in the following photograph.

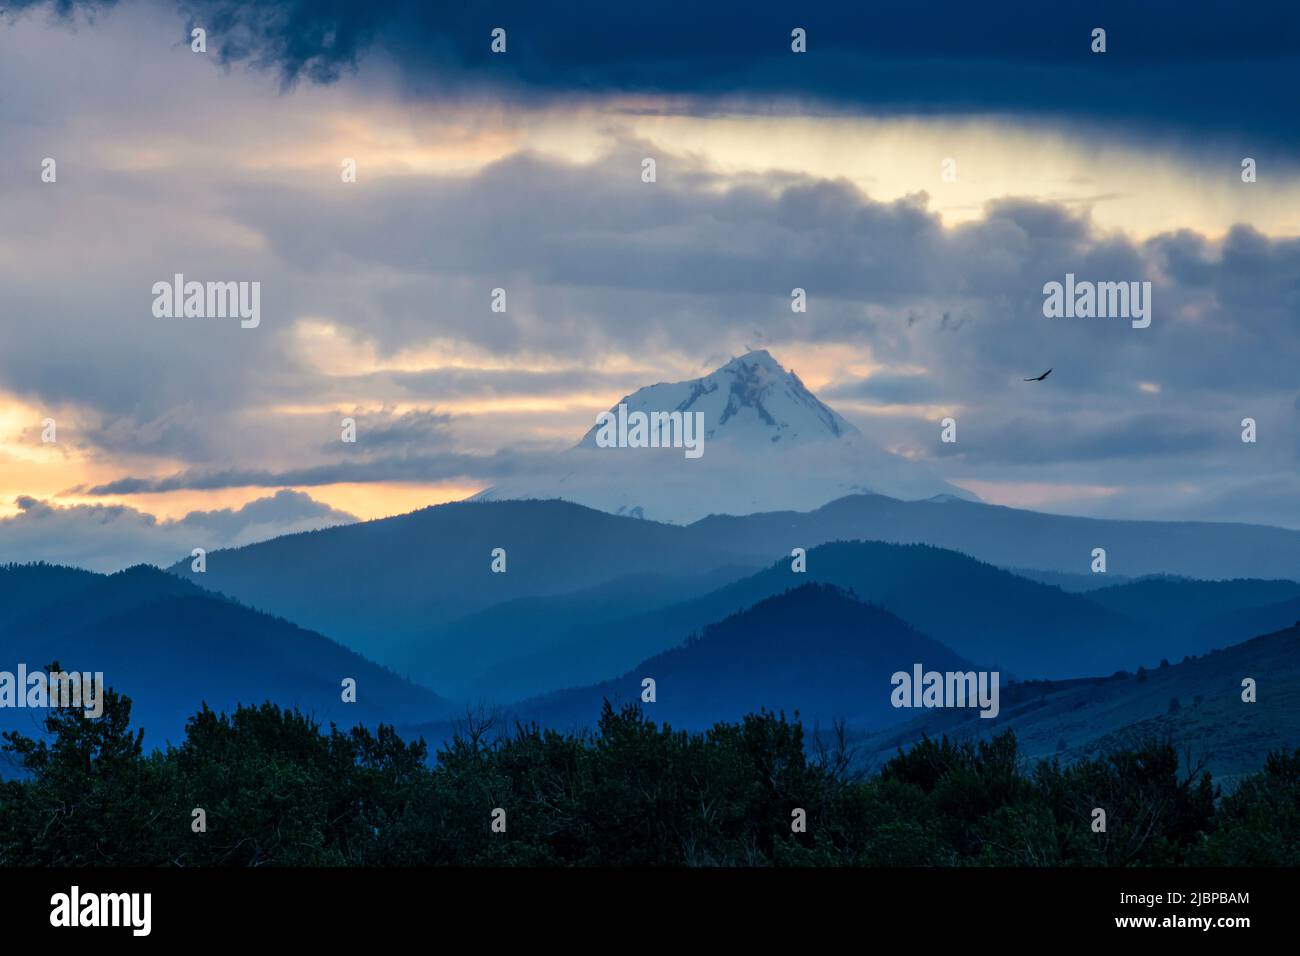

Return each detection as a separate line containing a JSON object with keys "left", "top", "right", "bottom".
{"left": 577, "top": 350, "right": 859, "bottom": 450}
{"left": 474, "top": 350, "right": 973, "bottom": 523}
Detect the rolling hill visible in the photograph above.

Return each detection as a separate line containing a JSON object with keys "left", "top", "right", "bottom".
{"left": 0, "top": 564, "right": 448, "bottom": 757}
{"left": 166, "top": 494, "right": 1300, "bottom": 682}
{"left": 168, "top": 498, "right": 765, "bottom": 663}
{"left": 423, "top": 583, "right": 977, "bottom": 736}
{"left": 1084, "top": 576, "right": 1300, "bottom": 627}
{"left": 464, "top": 540, "right": 1149, "bottom": 700}
{"left": 853, "top": 622, "right": 1300, "bottom": 788}
{"left": 688, "top": 492, "right": 1300, "bottom": 581}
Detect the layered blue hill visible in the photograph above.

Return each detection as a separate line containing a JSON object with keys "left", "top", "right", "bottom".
{"left": 168, "top": 498, "right": 765, "bottom": 663}
{"left": 165, "top": 496, "right": 1300, "bottom": 693}
{"left": 0, "top": 564, "right": 448, "bottom": 759}
{"left": 463, "top": 540, "right": 1145, "bottom": 697}
{"left": 463, "top": 542, "right": 1300, "bottom": 700}
{"left": 413, "top": 583, "right": 977, "bottom": 737}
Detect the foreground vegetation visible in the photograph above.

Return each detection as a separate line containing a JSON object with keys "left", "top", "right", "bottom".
{"left": 0, "top": 685, "right": 1296, "bottom": 866}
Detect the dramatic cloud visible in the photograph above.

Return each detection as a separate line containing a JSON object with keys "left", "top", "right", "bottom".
{"left": 142, "top": 0, "right": 1300, "bottom": 155}
{"left": 0, "top": 489, "right": 356, "bottom": 571}
{"left": 83, "top": 449, "right": 535, "bottom": 495}
{"left": 2, "top": 0, "right": 1298, "bottom": 562}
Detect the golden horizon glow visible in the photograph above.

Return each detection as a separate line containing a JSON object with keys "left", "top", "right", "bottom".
{"left": 0, "top": 481, "right": 482, "bottom": 525}
{"left": 294, "top": 482, "right": 482, "bottom": 521}
{"left": 951, "top": 479, "right": 1121, "bottom": 510}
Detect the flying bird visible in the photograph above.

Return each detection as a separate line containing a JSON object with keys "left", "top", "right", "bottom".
{"left": 1023, "top": 368, "right": 1053, "bottom": 382}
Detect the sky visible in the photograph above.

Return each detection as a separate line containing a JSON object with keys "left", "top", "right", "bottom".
{"left": 1, "top": 0, "right": 1298, "bottom": 570}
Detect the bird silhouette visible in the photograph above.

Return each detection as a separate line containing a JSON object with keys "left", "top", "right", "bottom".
{"left": 1023, "top": 368, "right": 1053, "bottom": 382}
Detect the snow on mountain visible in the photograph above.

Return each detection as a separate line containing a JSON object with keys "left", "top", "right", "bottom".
{"left": 473, "top": 350, "right": 973, "bottom": 522}
{"left": 575, "top": 350, "right": 858, "bottom": 450}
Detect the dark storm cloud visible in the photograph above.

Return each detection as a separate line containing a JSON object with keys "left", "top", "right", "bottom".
{"left": 15, "top": 1, "right": 1297, "bottom": 146}
{"left": 116, "top": 0, "right": 1294, "bottom": 153}
{"left": 0, "top": 0, "right": 119, "bottom": 15}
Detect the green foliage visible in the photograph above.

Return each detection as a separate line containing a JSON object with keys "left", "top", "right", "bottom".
{"left": 0, "top": 676, "right": 163, "bottom": 866}
{"left": 0, "top": 685, "right": 1295, "bottom": 867}
{"left": 1197, "top": 748, "right": 1300, "bottom": 865}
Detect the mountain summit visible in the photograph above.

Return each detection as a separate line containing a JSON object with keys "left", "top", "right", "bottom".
{"left": 576, "top": 350, "right": 858, "bottom": 450}
{"left": 475, "top": 350, "right": 971, "bottom": 522}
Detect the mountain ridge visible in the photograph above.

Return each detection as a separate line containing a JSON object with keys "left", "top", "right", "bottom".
{"left": 166, "top": 493, "right": 1300, "bottom": 685}
{"left": 416, "top": 583, "right": 978, "bottom": 736}
{"left": 0, "top": 563, "right": 449, "bottom": 757}
{"left": 853, "top": 622, "right": 1300, "bottom": 788}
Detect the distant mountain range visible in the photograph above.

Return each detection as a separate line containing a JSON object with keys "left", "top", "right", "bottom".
{"left": 454, "top": 540, "right": 1136, "bottom": 698}
{"left": 171, "top": 498, "right": 762, "bottom": 664}
{"left": 446, "top": 542, "right": 1300, "bottom": 700}
{"left": 8, "top": 530, "right": 1300, "bottom": 789}
{"left": 412, "top": 583, "right": 977, "bottom": 736}
{"left": 472, "top": 350, "right": 970, "bottom": 521}
{"left": 685, "top": 493, "right": 1300, "bottom": 581}
{"left": 167, "top": 495, "right": 1300, "bottom": 697}
{"left": 12, "top": 387, "right": 1300, "bottom": 782}
{"left": 399, "top": 583, "right": 1300, "bottom": 791}
{"left": 0, "top": 563, "right": 447, "bottom": 762}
